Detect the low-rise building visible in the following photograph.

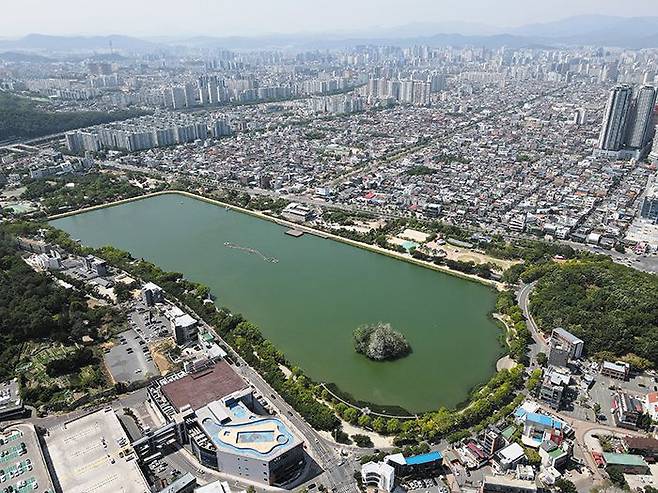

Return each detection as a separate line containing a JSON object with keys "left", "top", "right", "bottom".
{"left": 645, "top": 391, "right": 658, "bottom": 421}
{"left": 281, "top": 202, "right": 314, "bottom": 223}
{"left": 0, "top": 379, "right": 24, "bottom": 420}
{"left": 481, "top": 475, "right": 537, "bottom": 493}
{"left": 172, "top": 314, "right": 199, "bottom": 345}
{"left": 142, "top": 282, "right": 165, "bottom": 306}
{"left": 601, "top": 361, "right": 630, "bottom": 380}
{"left": 612, "top": 391, "right": 644, "bottom": 429}
{"left": 147, "top": 361, "right": 305, "bottom": 487}
{"left": 384, "top": 451, "right": 443, "bottom": 478}
{"left": 624, "top": 437, "right": 658, "bottom": 463}
{"left": 483, "top": 426, "right": 505, "bottom": 456}
{"left": 517, "top": 410, "right": 565, "bottom": 448}
{"left": 602, "top": 453, "right": 650, "bottom": 474}
{"left": 494, "top": 443, "right": 526, "bottom": 472}
{"left": 362, "top": 461, "right": 395, "bottom": 492}
{"left": 463, "top": 441, "right": 489, "bottom": 468}
{"left": 45, "top": 407, "right": 151, "bottom": 493}
{"left": 34, "top": 251, "right": 62, "bottom": 271}
{"left": 539, "top": 440, "right": 570, "bottom": 469}
{"left": 538, "top": 368, "right": 570, "bottom": 410}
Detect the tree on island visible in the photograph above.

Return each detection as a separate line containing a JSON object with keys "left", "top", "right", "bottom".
{"left": 353, "top": 323, "right": 411, "bottom": 361}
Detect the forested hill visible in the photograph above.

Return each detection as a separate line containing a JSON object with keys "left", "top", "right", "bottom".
{"left": 530, "top": 258, "right": 658, "bottom": 367}
{"left": 0, "top": 92, "right": 146, "bottom": 141}
{"left": 0, "top": 228, "right": 106, "bottom": 379}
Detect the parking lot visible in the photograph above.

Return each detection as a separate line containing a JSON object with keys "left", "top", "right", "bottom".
{"left": 403, "top": 477, "right": 449, "bottom": 493}
{"left": 562, "top": 368, "right": 657, "bottom": 424}
{"left": 104, "top": 329, "right": 158, "bottom": 384}
{"left": 127, "top": 301, "right": 171, "bottom": 344}
{"left": 0, "top": 424, "right": 55, "bottom": 493}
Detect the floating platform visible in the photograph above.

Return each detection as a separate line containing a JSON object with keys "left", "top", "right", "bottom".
{"left": 285, "top": 229, "right": 304, "bottom": 238}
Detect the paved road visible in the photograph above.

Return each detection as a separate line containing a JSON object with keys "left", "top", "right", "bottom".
{"left": 517, "top": 281, "right": 547, "bottom": 360}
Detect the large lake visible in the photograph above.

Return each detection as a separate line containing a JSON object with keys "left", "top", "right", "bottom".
{"left": 52, "top": 193, "right": 502, "bottom": 412}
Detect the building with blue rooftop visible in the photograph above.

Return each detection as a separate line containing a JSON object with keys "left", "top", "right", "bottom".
{"left": 385, "top": 451, "right": 443, "bottom": 478}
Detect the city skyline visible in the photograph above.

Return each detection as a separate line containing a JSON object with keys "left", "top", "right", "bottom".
{"left": 3, "top": 4, "right": 658, "bottom": 493}
{"left": 2, "top": 0, "right": 658, "bottom": 38}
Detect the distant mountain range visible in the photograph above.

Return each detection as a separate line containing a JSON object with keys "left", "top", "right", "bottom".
{"left": 0, "top": 33, "right": 159, "bottom": 53}
{"left": 2, "top": 15, "right": 658, "bottom": 54}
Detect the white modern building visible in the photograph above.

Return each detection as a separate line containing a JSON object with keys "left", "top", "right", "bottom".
{"left": 361, "top": 461, "right": 395, "bottom": 492}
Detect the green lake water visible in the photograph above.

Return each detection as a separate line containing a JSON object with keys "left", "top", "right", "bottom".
{"left": 51, "top": 193, "right": 503, "bottom": 412}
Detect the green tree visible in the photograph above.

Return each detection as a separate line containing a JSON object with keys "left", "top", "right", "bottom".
{"left": 358, "top": 414, "right": 372, "bottom": 429}
{"left": 372, "top": 417, "right": 386, "bottom": 434}
{"left": 343, "top": 407, "right": 359, "bottom": 424}
{"left": 352, "top": 434, "right": 374, "bottom": 448}
{"left": 554, "top": 478, "right": 577, "bottom": 493}
{"left": 386, "top": 418, "right": 401, "bottom": 435}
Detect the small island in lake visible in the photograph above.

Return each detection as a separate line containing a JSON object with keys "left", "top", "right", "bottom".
{"left": 353, "top": 322, "right": 411, "bottom": 361}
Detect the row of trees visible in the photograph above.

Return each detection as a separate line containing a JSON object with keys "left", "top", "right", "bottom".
{"left": 496, "top": 290, "right": 532, "bottom": 364}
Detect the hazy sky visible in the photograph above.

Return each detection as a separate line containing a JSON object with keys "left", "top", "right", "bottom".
{"left": 2, "top": 0, "right": 658, "bottom": 38}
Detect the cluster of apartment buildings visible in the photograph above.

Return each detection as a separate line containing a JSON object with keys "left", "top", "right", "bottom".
{"left": 65, "top": 113, "right": 233, "bottom": 153}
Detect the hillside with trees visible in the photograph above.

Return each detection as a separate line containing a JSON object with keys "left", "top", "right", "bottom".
{"left": 0, "top": 228, "right": 115, "bottom": 393}
{"left": 0, "top": 92, "right": 146, "bottom": 141}
{"left": 530, "top": 258, "right": 658, "bottom": 367}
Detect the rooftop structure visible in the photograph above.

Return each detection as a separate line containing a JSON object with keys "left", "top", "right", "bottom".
{"left": 603, "top": 452, "right": 650, "bottom": 474}
{"left": 45, "top": 407, "right": 150, "bottom": 493}
{"left": 195, "top": 480, "right": 246, "bottom": 493}
{"left": 161, "top": 360, "right": 247, "bottom": 412}
{"left": 0, "top": 378, "right": 23, "bottom": 419}
{"left": 157, "top": 472, "right": 196, "bottom": 493}
{"left": 481, "top": 475, "right": 537, "bottom": 493}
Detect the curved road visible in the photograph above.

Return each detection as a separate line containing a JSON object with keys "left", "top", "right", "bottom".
{"left": 517, "top": 281, "right": 548, "bottom": 360}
